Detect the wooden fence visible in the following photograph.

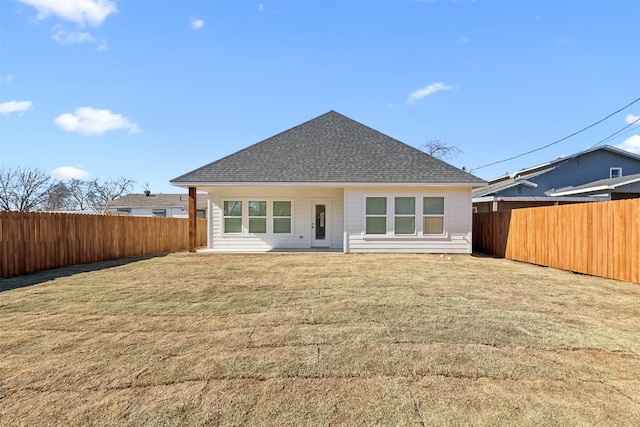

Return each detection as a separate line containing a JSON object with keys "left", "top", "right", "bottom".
{"left": 473, "top": 198, "right": 640, "bottom": 284}
{"left": 0, "top": 212, "right": 208, "bottom": 279}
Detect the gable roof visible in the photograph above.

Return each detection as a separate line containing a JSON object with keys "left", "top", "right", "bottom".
{"left": 171, "top": 111, "right": 486, "bottom": 186}
{"left": 475, "top": 145, "right": 640, "bottom": 196}
{"left": 487, "top": 145, "right": 640, "bottom": 185}
{"left": 109, "top": 194, "right": 208, "bottom": 210}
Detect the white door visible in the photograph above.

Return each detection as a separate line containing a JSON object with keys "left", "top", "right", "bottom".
{"left": 311, "top": 200, "right": 331, "bottom": 247}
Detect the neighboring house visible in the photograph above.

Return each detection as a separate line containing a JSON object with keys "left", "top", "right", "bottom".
{"left": 170, "top": 111, "right": 486, "bottom": 253}
{"left": 473, "top": 145, "right": 640, "bottom": 212}
{"left": 107, "top": 193, "right": 208, "bottom": 218}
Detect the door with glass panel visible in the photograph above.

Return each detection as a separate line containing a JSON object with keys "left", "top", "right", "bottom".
{"left": 311, "top": 200, "right": 330, "bottom": 247}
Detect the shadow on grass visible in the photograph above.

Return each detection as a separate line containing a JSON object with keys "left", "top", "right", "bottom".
{"left": 0, "top": 253, "right": 171, "bottom": 293}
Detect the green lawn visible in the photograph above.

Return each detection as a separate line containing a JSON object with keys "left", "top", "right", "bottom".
{"left": 1, "top": 253, "right": 639, "bottom": 426}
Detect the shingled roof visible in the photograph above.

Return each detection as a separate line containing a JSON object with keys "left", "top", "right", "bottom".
{"left": 171, "top": 111, "right": 486, "bottom": 186}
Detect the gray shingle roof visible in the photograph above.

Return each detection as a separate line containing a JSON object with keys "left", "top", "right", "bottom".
{"left": 171, "top": 111, "right": 486, "bottom": 185}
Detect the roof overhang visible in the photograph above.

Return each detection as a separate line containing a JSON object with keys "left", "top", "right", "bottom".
{"left": 172, "top": 181, "right": 488, "bottom": 189}
{"left": 550, "top": 176, "right": 640, "bottom": 196}
{"left": 472, "top": 195, "right": 606, "bottom": 203}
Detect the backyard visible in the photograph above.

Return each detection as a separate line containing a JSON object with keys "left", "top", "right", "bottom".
{"left": 0, "top": 253, "right": 639, "bottom": 426}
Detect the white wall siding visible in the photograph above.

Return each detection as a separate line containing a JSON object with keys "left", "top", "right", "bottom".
{"left": 202, "top": 186, "right": 344, "bottom": 252}
{"left": 344, "top": 186, "right": 473, "bottom": 254}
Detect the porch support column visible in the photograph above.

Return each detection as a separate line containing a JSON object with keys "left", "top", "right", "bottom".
{"left": 188, "top": 186, "right": 197, "bottom": 253}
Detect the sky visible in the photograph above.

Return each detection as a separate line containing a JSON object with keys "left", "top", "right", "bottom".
{"left": 1, "top": 0, "right": 639, "bottom": 195}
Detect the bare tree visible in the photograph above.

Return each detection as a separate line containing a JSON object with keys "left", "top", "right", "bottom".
{"left": 422, "top": 137, "right": 462, "bottom": 160}
{"left": 88, "top": 176, "right": 135, "bottom": 214}
{"left": 66, "top": 179, "right": 93, "bottom": 211}
{"left": 44, "top": 182, "right": 73, "bottom": 211}
{"left": 0, "top": 167, "right": 54, "bottom": 212}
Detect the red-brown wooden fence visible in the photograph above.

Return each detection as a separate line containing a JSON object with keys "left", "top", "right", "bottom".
{"left": 0, "top": 212, "right": 208, "bottom": 278}
{"left": 473, "top": 199, "right": 640, "bottom": 284}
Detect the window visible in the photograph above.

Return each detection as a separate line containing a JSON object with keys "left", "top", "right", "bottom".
{"left": 248, "top": 201, "right": 267, "bottom": 233}
{"left": 152, "top": 209, "right": 166, "bottom": 217}
{"left": 273, "top": 201, "right": 292, "bottom": 233}
{"left": 394, "top": 197, "right": 415, "bottom": 235}
{"left": 423, "top": 197, "right": 444, "bottom": 235}
{"left": 365, "top": 197, "right": 387, "bottom": 234}
{"left": 222, "top": 199, "right": 293, "bottom": 235}
{"left": 116, "top": 208, "right": 131, "bottom": 214}
{"left": 610, "top": 167, "right": 622, "bottom": 179}
{"left": 224, "top": 201, "right": 242, "bottom": 233}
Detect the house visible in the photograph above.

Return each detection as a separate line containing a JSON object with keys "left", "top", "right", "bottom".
{"left": 170, "top": 111, "right": 486, "bottom": 253}
{"left": 473, "top": 145, "right": 640, "bottom": 212}
{"left": 106, "top": 193, "right": 208, "bottom": 218}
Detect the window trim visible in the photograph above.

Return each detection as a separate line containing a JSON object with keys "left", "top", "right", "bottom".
{"left": 394, "top": 196, "right": 416, "bottom": 236}
{"left": 365, "top": 196, "right": 388, "bottom": 235}
{"left": 273, "top": 200, "right": 293, "bottom": 234}
{"left": 422, "top": 196, "right": 445, "bottom": 236}
{"left": 221, "top": 198, "right": 294, "bottom": 236}
{"left": 610, "top": 167, "right": 622, "bottom": 179}
{"left": 362, "top": 193, "right": 448, "bottom": 239}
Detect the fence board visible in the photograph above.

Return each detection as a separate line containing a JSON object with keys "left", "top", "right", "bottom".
{"left": 0, "top": 212, "right": 208, "bottom": 279}
{"left": 473, "top": 199, "right": 640, "bottom": 285}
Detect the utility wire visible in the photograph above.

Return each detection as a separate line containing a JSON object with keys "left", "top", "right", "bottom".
{"left": 587, "top": 116, "right": 640, "bottom": 149}
{"left": 469, "top": 96, "right": 640, "bottom": 173}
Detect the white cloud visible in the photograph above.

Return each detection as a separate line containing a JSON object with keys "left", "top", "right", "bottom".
{"left": 258, "top": 4, "right": 264, "bottom": 12}
{"left": 51, "top": 25, "right": 107, "bottom": 50}
{"left": 459, "top": 36, "right": 469, "bottom": 44}
{"left": 407, "top": 82, "right": 454, "bottom": 104}
{"left": 0, "top": 100, "right": 33, "bottom": 115}
{"left": 52, "top": 26, "right": 95, "bottom": 44}
{"left": 54, "top": 107, "right": 140, "bottom": 136}
{"left": 190, "top": 17, "right": 204, "bottom": 30}
{"left": 625, "top": 113, "right": 640, "bottom": 125}
{"left": 616, "top": 135, "right": 640, "bottom": 154}
{"left": 0, "top": 74, "right": 13, "bottom": 84}
{"left": 17, "top": 0, "right": 117, "bottom": 26}
{"left": 51, "top": 166, "right": 90, "bottom": 180}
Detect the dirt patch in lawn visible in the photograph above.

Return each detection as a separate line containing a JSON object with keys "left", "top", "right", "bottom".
{"left": 1, "top": 253, "right": 639, "bottom": 426}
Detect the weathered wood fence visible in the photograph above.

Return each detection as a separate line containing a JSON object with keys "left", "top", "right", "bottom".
{"left": 473, "top": 199, "right": 640, "bottom": 284}
{"left": 0, "top": 212, "right": 208, "bottom": 278}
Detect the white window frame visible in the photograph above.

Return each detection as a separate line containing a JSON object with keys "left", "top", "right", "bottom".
{"left": 362, "top": 193, "right": 448, "bottom": 239}
{"left": 422, "top": 196, "right": 445, "bottom": 236}
{"left": 610, "top": 167, "right": 622, "bottom": 179}
{"left": 223, "top": 200, "right": 244, "bottom": 234}
{"left": 273, "top": 200, "right": 293, "bottom": 234}
{"left": 221, "top": 198, "right": 294, "bottom": 236}
{"left": 394, "top": 196, "right": 416, "bottom": 236}
{"left": 364, "top": 196, "right": 388, "bottom": 236}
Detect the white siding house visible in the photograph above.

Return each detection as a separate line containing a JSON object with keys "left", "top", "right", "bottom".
{"left": 171, "top": 111, "right": 486, "bottom": 253}
{"left": 107, "top": 193, "right": 207, "bottom": 218}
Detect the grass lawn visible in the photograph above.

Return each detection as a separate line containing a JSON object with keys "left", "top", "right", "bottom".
{"left": 1, "top": 252, "right": 639, "bottom": 426}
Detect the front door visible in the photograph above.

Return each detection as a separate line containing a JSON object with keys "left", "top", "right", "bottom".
{"left": 311, "top": 201, "right": 330, "bottom": 247}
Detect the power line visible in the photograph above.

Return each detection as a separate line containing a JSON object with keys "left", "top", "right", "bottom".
{"left": 469, "top": 96, "right": 640, "bottom": 173}
{"left": 587, "top": 116, "right": 640, "bottom": 149}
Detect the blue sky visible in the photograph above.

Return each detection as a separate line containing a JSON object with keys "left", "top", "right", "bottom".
{"left": 1, "top": 0, "right": 639, "bottom": 194}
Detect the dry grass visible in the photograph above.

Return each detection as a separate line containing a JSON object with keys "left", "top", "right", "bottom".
{"left": 1, "top": 253, "right": 639, "bottom": 426}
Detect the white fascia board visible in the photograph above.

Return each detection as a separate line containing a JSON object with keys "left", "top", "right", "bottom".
{"left": 472, "top": 196, "right": 497, "bottom": 203}
{"left": 171, "top": 181, "right": 487, "bottom": 188}
{"left": 551, "top": 186, "right": 609, "bottom": 196}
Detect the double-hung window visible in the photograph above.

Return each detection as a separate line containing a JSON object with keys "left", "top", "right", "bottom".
{"left": 223, "top": 199, "right": 293, "bottom": 235}
{"left": 224, "top": 201, "right": 243, "bottom": 233}
{"left": 248, "top": 201, "right": 267, "bottom": 233}
{"left": 365, "top": 197, "right": 387, "bottom": 234}
{"left": 423, "top": 197, "right": 444, "bottom": 235}
{"left": 273, "top": 201, "right": 292, "bottom": 233}
{"left": 394, "top": 197, "right": 416, "bottom": 235}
